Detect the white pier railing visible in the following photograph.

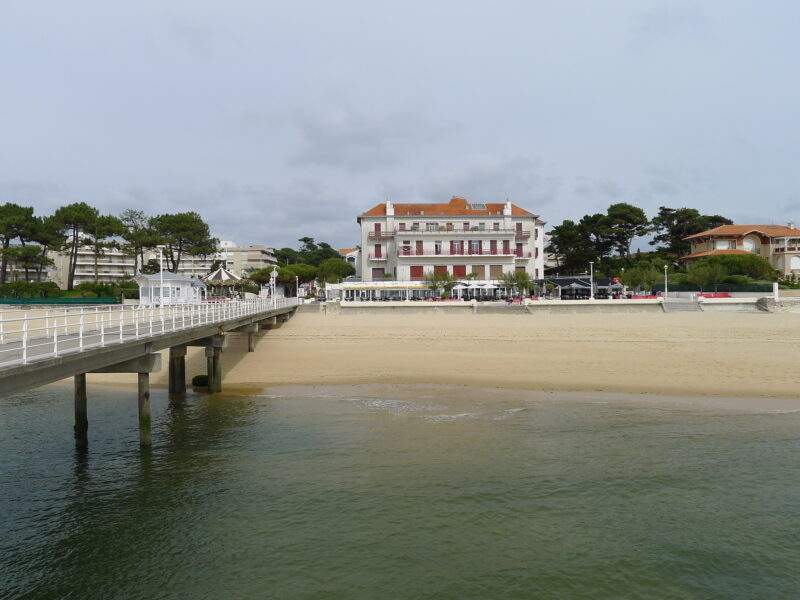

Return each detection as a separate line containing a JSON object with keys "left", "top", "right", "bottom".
{"left": 0, "top": 297, "right": 299, "bottom": 368}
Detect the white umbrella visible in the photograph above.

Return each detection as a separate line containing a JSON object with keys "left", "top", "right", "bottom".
{"left": 452, "top": 283, "right": 467, "bottom": 290}
{"left": 468, "top": 282, "right": 482, "bottom": 289}
{"left": 482, "top": 283, "right": 497, "bottom": 289}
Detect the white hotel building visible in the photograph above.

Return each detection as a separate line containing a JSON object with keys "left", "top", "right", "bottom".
{"left": 357, "top": 197, "right": 546, "bottom": 282}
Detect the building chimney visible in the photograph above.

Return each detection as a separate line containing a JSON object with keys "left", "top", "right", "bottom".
{"left": 503, "top": 201, "right": 512, "bottom": 216}
{"left": 386, "top": 199, "right": 394, "bottom": 216}
{"left": 789, "top": 221, "right": 796, "bottom": 230}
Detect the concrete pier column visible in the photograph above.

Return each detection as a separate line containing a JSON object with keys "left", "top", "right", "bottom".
{"left": 241, "top": 324, "right": 258, "bottom": 352}
{"left": 211, "top": 347, "right": 223, "bottom": 393}
{"left": 168, "top": 345, "right": 187, "bottom": 395}
{"left": 138, "top": 372, "right": 151, "bottom": 447}
{"left": 74, "top": 373, "right": 88, "bottom": 448}
{"left": 205, "top": 346, "right": 215, "bottom": 391}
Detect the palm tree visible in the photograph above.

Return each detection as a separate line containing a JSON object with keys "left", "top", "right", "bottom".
{"left": 424, "top": 272, "right": 456, "bottom": 299}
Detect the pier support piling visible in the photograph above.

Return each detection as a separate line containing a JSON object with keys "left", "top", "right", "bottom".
{"left": 74, "top": 373, "right": 88, "bottom": 448}
{"left": 239, "top": 324, "right": 258, "bottom": 352}
{"left": 205, "top": 346, "right": 215, "bottom": 391}
{"left": 211, "top": 347, "right": 222, "bottom": 393}
{"left": 168, "top": 345, "right": 187, "bottom": 396}
{"left": 138, "top": 372, "right": 151, "bottom": 447}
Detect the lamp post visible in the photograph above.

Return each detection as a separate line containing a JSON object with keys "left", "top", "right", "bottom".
{"left": 664, "top": 265, "right": 668, "bottom": 297}
{"left": 295, "top": 275, "right": 299, "bottom": 299}
{"left": 269, "top": 267, "right": 277, "bottom": 308}
{"left": 589, "top": 261, "right": 594, "bottom": 300}
{"left": 159, "top": 248, "right": 164, "bottom": 306}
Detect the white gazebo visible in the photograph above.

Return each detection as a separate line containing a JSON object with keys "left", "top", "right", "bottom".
{"left": 136, "top": 273, "right": 207, "bottom": 306}
{"left": 203, "top": 266, "right": 242, "bottom": 298}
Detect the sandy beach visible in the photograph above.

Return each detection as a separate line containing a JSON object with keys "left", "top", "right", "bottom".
{"left": 80, "top": 310, "right": 800, "bottom": 400}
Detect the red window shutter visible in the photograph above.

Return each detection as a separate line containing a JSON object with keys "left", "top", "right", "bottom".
{"left": 416, "top": 241, "right": 424, "bottom": 255}
{"left": 503, "top": 240, "right": 510, "bottom": 254}
{"left": 453, "top": 265, "right": 466, "bottom": 278}
{"left": 410, "top": 265, "right": 424, "bottom": 279}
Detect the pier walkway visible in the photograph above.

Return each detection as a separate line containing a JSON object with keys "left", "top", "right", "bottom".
{"left": 0, "top": 298, "right": 299, "bottom": 447}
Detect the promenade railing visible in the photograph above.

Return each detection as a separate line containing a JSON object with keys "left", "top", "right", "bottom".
{"left": 0, "top": 297, "right": 299, "bottom": 368}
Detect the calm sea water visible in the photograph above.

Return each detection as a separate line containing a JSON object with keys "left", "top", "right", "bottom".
{"left": 2, "top": 384, "right": 800, "bottom": 599}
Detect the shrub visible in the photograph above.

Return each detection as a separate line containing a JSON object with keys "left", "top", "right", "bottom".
{"left": 191, "top": 374, "right": 209, "bottom": 387}
{"left": 0, "top": 281, "right": 63, "bottom": 298}
{"left": 702, "top": 254, "right": 778, "bottom": 280}
{"left": 722, "top": 274, "right": 750, "bottom": 286}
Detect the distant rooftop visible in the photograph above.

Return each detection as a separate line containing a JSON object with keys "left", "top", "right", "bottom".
{"left": 685, "top": 224, "right": 800, "bottom": 240}
{"left": 359, "top": 196, "right": 537, "bottom": 220}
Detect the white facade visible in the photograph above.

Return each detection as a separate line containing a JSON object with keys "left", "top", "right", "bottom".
{"left": 357, "top": 197, "right": 546, "bottom": 282}
{"left": 136, "top": 273, "right": 206, "bottom": 305}
{"left": 218, "top": 241, "right": 278, "bottom": 276}
{"left": 46, "top": 240, "right": 277, "bottom": 288}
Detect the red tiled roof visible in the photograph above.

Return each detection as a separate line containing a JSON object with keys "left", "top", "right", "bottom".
{"left": 338, "top": 247, "right": 357, "bottom": 256}
{"left": 685, "top": 224, "right": 800, "bottom": 240}
{"left": 679, "top": 249, "right": 751, "bottom": 261}
{"left": 359, "top": 196, "right": 536, "bottom": 219}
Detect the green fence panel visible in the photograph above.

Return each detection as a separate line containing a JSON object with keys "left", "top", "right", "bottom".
{"left": 652, "top": 283, "right": 773, "bottom": 293}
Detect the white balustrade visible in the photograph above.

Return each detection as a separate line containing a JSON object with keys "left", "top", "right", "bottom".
{"left": 0, "top": 297, "right": 297, "bottom": 368}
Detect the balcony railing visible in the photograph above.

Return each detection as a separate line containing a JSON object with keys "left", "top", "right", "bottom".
{"left": 367, "top": 253, "right": 387, "bottom": 261}
{"left": 397, "top": 249, "right": 519, "bottom": 257}
{"left": 367, "top": 231, "right": 395, "bottom": 240}
{"left": 394, "top": 227, "right": 530, "bottom": 237}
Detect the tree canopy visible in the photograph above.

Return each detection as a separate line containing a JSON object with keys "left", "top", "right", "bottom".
{"left": 650, "top": 207, "right": 732, "bottom": 255}
{"left": 275, "top": 237, "right": 342, "bottom": 266}
{"left": 150, "top": 212, "right": 217, "bottom": 273}
{"left": 318, "top": 257, "right": 355, "bottom": 282}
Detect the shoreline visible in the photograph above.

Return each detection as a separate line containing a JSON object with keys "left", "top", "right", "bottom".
{"left": 47, "top": 310, "right": 800, "bottom": 403}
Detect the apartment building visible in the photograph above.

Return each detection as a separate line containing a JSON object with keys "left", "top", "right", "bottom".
{"left": 46, "top": 240, "right": 276, "bottom": 288}
{"left": 48, "top": 246, "right": 137, "bottom": 288}
{"left": 219, "top": 241, "right": 277, "bottom": 276}
{"left": 357, "top": 196, "right": 546, "bottom": 281}
{"left": 682, "top": 223, "right": 800, "bottom": 276}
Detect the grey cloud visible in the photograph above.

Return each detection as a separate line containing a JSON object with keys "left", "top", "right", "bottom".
{"left": 630, "top": 1, "right": 711, "bottom": 46}
{"left": 2, "top": 1, "right": 799, "bottom": 250}
{"left": 288, "top": 105, "right": 459, "bottom": 171}
{"left": 395, "top": 156, "right": 562, "bottom": 213}
{"left": 573, "top": 178, "right": 625, "bottom": 201}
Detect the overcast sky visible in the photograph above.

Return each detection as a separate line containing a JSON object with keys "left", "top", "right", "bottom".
{"left": 2, "top": 1, "right": 799, "bottom": 248}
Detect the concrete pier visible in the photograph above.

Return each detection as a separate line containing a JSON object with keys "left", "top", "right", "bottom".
{"left": 168, "top": 345, "right": 187, "bottom": 396}
{"left": 74, "top": 373, "right": 88, "bottom": 448}
{"left": 205, "top": 346, "right": 215, "bottom": 391}
{"left": 137, "top": 372, "right": 151, "bottom": 447}
{"left": 211, "top": 347, "right": 222, "bottom": 393}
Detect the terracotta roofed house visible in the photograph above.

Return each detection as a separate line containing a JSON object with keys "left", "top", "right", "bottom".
{"left": 682, "top": 223, "right": 800, "bottom": 276}
{"left": 356, "top": 196, "right": 546, "bottom": 282}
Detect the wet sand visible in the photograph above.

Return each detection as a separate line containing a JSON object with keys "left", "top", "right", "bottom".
{"left": 81, "top": 310, "right": 800, "bottom": 401}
